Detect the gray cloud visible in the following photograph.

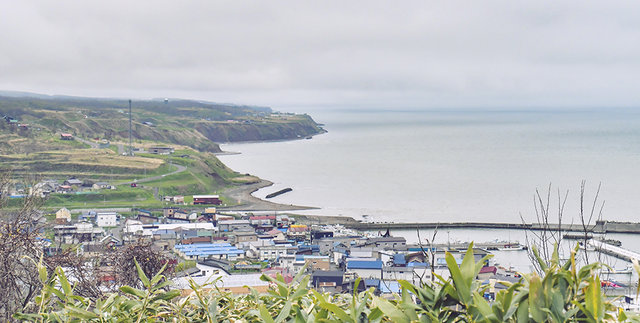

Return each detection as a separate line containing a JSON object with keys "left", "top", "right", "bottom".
{"left": 1, "top": 1, "right": 639, "bottom": 109}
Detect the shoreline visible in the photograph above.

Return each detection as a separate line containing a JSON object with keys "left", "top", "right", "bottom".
{"left": 217, "top": 129, "right": 327, "bottom": 146}
{"left": 219, "top": 179, "right": 319, "bottom": 212}
{"left": 217, "top": 130, "right": 328, "bottom": 212}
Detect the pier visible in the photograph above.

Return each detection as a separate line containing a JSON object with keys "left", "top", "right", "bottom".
{"left": 588, "top": 240, "right": 640, "bottom": 262}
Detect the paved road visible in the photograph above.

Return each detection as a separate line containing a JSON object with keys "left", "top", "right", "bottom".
{"left": 74, "top": 136, "right": 99, "bottom": 148}
{"left": 127, "top": 163, "right": 187, "bottom": 185}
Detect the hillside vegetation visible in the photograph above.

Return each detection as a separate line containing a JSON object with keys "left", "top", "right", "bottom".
{"left": 0, "top": 94, "right": 325, "bottom": 153}
{"left": 0, "top": 93, "right": 313, "bottom": 209}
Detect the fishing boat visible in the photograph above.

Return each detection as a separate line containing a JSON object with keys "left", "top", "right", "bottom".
{"left": 497, "top": 243, "right": 525, "bottom": 251}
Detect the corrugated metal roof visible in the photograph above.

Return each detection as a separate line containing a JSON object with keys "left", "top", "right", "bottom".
{"left": 347, "top": 260, "right": 383, "bottom": 270}
{"left": 393, "top": 254, "right": 406, "bottom": 266}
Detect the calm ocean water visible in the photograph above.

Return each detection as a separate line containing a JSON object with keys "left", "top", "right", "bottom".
{"left": 219, "top": 108, "right": 640, "bottom": 224}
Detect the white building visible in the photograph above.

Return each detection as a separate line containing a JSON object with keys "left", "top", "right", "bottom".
{"left": 96, "top": 212, "right": 118, "bottom": 227}
{"left": 256, "top": 244, "right": 295, "bottom": 260}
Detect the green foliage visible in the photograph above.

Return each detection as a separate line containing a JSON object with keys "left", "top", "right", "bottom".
{"left": 15, "top": 243, "right": 639, "bottom": 322}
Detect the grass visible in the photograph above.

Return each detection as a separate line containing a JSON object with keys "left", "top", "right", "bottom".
{"left": 42, "top": 187, "right": 157, "bottom": 208}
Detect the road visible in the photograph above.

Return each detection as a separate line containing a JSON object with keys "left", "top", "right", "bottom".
{"left": 128, "top": 163, "right": 187, "bottom": 185}
{"left": 74, "top": 136, "right": 99, "bottom": 148}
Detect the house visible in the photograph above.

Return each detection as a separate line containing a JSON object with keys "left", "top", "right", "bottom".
{"left": 60, "top": 133, "right": 74, "bottom": 140}
{"left": 54, "top": 222, "right": 105, "bottom": 244}
{"left": 262, "top": 228, "right": 286, "bottom": 241}
{"left": 256, "top": 244, "right": 296, "bottom": 260}
{"left": 349, "top": 246, "right": 374, "bottom": 259}
{"left": 148, "top": 147, "right": 174, "bottom": 155}
{"left": 182, "top": 236, "right": 213, "bottom": 244}
{"left": 174, "top": 243, "right": 245, "bottom": 261}
{"left": 166, "top": 217, "right": 191, "bottom": 224}
{"left": 276, "top": 215, "right": 295, "bottom": 228}
{"left": 33, "top": 180, "right": 58, "bottom": 197}
{"left": 96, "top": 212, "right": 118, "bottom": 227}
{"left": 163, "top": 207, "right": 178, "bottom": 218}
{"left": 163, "top": 195, "right": 185, "bottom": 204}
{"left": 91, "top": 182, "right": 111, "bottom": 190}
{"left": 287, "top": 225, "right": 309, "bottom": 241}
{"left": 193, "top": 195, "right": 222, "bottom": 205}
{"left": 366, "top": 236, "right": 407, "bottom": 251}
{"left": 203, "top": 207, "right": 217, "bottom": 215}
{"left": 173, "top": 273, "right": 268, "bottom": 295}
{"left": 383, "top": 266, "right": 415, "bottom": 282}
{"left": 56, "top": 185, "right": 73, "bottom": 194}
{"left": 346, "top": 260, "right": 384, "bottom": 279}
{"left": 218, "top": 220, "right": 252, "bottom": 232}
{"left": 232, "top": 231, "right": 258, "bottom": 244}
{"left": 137, "top": 213, "right": 159, "bottom": 224}
{"left": 312, "top": 270, "right": 346, "bottom": 292}
{"left": 303, "top": 255, "right": 331, "bottom": 271}
{"left": 92, "top": 182, "right": 112, "bottom": 190}
{"left": 55, "top": 207, "right": 72, "bottom": 224}
{"left": 64, "top": 179, "right": 83, "bottom": 187}
{"left": 172, "top": 209, "right": 190, "bottom": 220}
{"left": 249, "top": 215, "right": 275, "bottom": 226}
{"left": 478, "top": 266, "right": 498, "bottom": 280}
{"left": 79, "top": 211, "right": 96, "bottom": 222}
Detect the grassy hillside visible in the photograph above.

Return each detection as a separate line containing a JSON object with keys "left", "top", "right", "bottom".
{"left": 0, "top": 92, "right": 321, "bottom": 210}
{"left": 0, "top": 94, "right": 325, "bottom": 152}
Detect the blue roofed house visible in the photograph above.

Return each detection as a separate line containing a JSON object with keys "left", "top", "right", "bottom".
{"left": 392, "top": 253, "right": 406, "bottom": 266}
{"left": 346, "top": 259, "right": 383, "bottom": 279}
{"left": 174, "top": 243, "right": 245, "bottom": 261}
{"left": 379, "top": 280, "right": 401, "bottom": 295}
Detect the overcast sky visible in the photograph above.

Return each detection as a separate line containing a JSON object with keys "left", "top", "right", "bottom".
{"left": 1, "top": 1, "right": 639, "bottom": 110}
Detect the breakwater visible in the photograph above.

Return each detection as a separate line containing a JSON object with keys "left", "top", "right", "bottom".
{"left": 345, "top": 220, "right": 640, "bottom": 234}
{"left": 266, "top": 187, "right": 293, "bottom": 199}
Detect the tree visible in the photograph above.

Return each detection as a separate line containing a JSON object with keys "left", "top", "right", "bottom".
{"left": 108, "top": 240, "right": 174, "bottom": 288}
{"left": 0, "top": 172, "right": 46, "bottom": 321}
{"left": 522, "top": 181, "right": 605, "bottom": 274}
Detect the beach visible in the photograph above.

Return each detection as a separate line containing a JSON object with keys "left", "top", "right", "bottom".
{"left": 220, "top": 179, "right": 318, "bottom": 212}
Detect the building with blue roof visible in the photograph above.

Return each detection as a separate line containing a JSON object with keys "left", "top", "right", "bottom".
{"left": 174, "top": 243, "right": 245, "bottom": 261}
{"left": 346, "top": 260, "right": 383, "bottom": 279}
{"left": 392, "top": 254, "right": 406, "bottom": 266}
{"left": 380, "top": 280, "right": 401, "bottom": 294}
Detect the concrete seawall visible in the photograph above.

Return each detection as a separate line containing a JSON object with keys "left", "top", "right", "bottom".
{"left": 346, "top": 220, "right": 640, "bottom": 234}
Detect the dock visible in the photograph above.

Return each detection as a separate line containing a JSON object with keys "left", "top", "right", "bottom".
{"left": 588, "top": 240, "right": 640, "bottom": 262}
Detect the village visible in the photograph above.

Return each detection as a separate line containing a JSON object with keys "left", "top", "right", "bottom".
{"left": 41, "top": 192, "right": 525, "bottom": 300}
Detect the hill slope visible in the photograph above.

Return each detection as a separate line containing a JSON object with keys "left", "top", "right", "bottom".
{"left": 0, "top": 94, "right": 325, "bottom": 153}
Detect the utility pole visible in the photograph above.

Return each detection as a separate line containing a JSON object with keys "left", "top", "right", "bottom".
{"left": 128, "top": 99, "right": 132, "bottom": 156}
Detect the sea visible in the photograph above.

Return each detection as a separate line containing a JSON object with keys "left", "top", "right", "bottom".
{"left": 219, "top": 107, "right": 640, "bottom": 270}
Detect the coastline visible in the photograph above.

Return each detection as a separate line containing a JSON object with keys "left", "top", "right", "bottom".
{"left": 216, "top": 128, "right": 327, "bottom": 146}
{"left": 219, "top": 179, "right": 319, "bottom": 212}
{"left": 217, "top": 129, "right": 328, "bottom": 212}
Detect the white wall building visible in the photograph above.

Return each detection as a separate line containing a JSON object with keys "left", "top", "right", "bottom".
{"left": 96, "top": 212, "right": 118, "bottom": 227}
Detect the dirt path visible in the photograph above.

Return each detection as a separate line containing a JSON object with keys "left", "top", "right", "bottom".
{"left": 219, "top": 180, "right": 318, "bottom": 212}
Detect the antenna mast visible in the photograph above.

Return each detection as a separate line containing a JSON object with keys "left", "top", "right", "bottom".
{"left": 128, "top": 99, "right": 132, "bottom": 156}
